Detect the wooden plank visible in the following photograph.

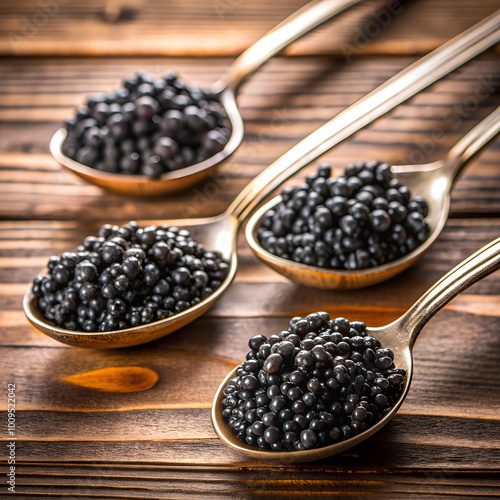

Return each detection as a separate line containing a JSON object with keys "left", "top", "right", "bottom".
{"left": 0, "top": 0, "right": 499, "bottom": 56}
{"left": 6, "top": 467, "right": 500, "bottom": 499}
{"left": 9, "top": 408, "right": 500, "bottom": 442}
{"left": 5, "top": 433, "right": 500, "bottom": 469}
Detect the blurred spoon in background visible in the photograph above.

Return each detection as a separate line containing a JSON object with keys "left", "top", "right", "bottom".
{"left": 50, "top": 0, "right": 365, "bottom": 196}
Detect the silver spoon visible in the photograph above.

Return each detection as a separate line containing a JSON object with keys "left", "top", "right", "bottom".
{"left": 24, "top": 12, "right": 500, "bottom": 348}
{"left": 246, "top": 104, "right": 500, "bottom": 289}
{"left": 49, "top": 0, "right": 364, "bottom": 196}
{"left": 212, "top": 236, "right": 500, "bottom": 463}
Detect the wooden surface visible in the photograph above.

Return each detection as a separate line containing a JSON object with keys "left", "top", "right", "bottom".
{"left": 1, "top": 0, "right": 500, "bottom": 56}
{"left": 1, "top": 0, "right": 500, "bottom": 497}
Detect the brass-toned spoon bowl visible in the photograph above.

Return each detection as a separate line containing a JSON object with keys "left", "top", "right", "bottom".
{"left": 212, "top": 236, "right": 500, "bottom": 463}
{"left": 246, "top": 105, "right": 500, "bottom": 290}
{"left": 49, "top": 91, "right": 242, "bottom": 196}
{"left": 24, "top": 215, "right": 238, "bottom": 348}
{"left": 25, "top": 14, "right": 500, "bottom": 347}
{"left": 49, "top": 0, "right": 363, "bottom": 196}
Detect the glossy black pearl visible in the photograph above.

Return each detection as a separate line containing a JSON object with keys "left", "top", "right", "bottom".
{"left": 263, "top": 354, "right": 283, "bottom": 374}
{"left": 122, "top": 257, "right": 142, "bottom": 278}
{"left": 300, "top": 429, "right": 318, "bottom": 449}
{"left": 263, "top": 426, "right": 280, "bottom": 444}
{"left": 79, "top": 283, "right": 97, "bottom": 301}
{"left": 370, "top": 209, "right": 391, "bottom": 232}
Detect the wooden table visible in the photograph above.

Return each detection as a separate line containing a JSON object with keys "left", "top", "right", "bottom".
{"left": 1, "top": 0, "right": 500, "bottom": 497}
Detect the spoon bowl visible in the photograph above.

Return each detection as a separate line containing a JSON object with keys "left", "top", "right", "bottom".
{"left": 50, "top": 91, "right": 243, "bottom": 196}
{"left": 212, "top": 236, "right": 500, "bottom": 463}
{"left": 50, "top": 0, "right": 362, "bottom": 196}
{"left": 24, "top": 215, "right": 239, "bottom": 348}
{"left": 25, "top": 14, "right": 500, "bottom": 347}
{"left": 246, "top": 105, "right": 500, "bottom": 290}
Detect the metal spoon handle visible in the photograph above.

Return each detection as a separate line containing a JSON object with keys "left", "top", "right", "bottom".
{"left": 397, "top": 237, "right": 500, "bottom": 349}
{"left": 227, "top": 9, "right": 500, "bottom": 224}
{"left": 443, "top": 105, "right": 500, "bottom": 183}
{"left": 211, "top": 0, "right": 364, "bottom": 95}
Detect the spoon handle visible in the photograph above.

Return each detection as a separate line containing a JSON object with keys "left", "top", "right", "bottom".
{"left": 227, "top": 9, "right": 500, "bottom": 224}
{"left": 397, "top": 237, "right": 500, "bottom": 349}
{"left": 443, "top": 105, "right": 500, "bottom": 184}
{"left": 211, "top": 0, "right": 364, "bottom": 95}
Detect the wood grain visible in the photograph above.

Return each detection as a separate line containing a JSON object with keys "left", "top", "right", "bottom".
{"left": 1, "top": 0, "right": 499, "bottom": 57}
{"left": 6, "top": 467, "right": 500, "bottom": 500}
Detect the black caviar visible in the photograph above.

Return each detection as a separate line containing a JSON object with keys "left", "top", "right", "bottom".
{"left": 257, "top": 161, "right": 430, "bottom": 270}
{"left": 62, "top": 71, "right": 231, "bottom": 179}
{"left": 31, "top": 221, "right": 229, "bottom": 332}
{"left": 221, "top": 313, "right": 406, "bottom": 451}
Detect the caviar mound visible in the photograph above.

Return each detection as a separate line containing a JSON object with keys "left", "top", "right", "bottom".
{"left": 31, "top": 222, "right": 230, "bottom": 332}
{"left": 257, "top": 162, "right": 430, "bottom": 270}
{"left": 62, "top": 71, "right": 231, "bottom": 179}
{"left": 221, "top": 313, "right": 406, "bottom": 452}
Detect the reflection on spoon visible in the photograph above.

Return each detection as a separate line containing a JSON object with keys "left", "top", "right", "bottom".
{"left": 49, "top": 0, "right": 364, "bottom": 196}
{"left": 212, "top": 236, "right": 500, "bottom": 463}
{"left": 246, "top": 105, "right": 500, "bottom": 289}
